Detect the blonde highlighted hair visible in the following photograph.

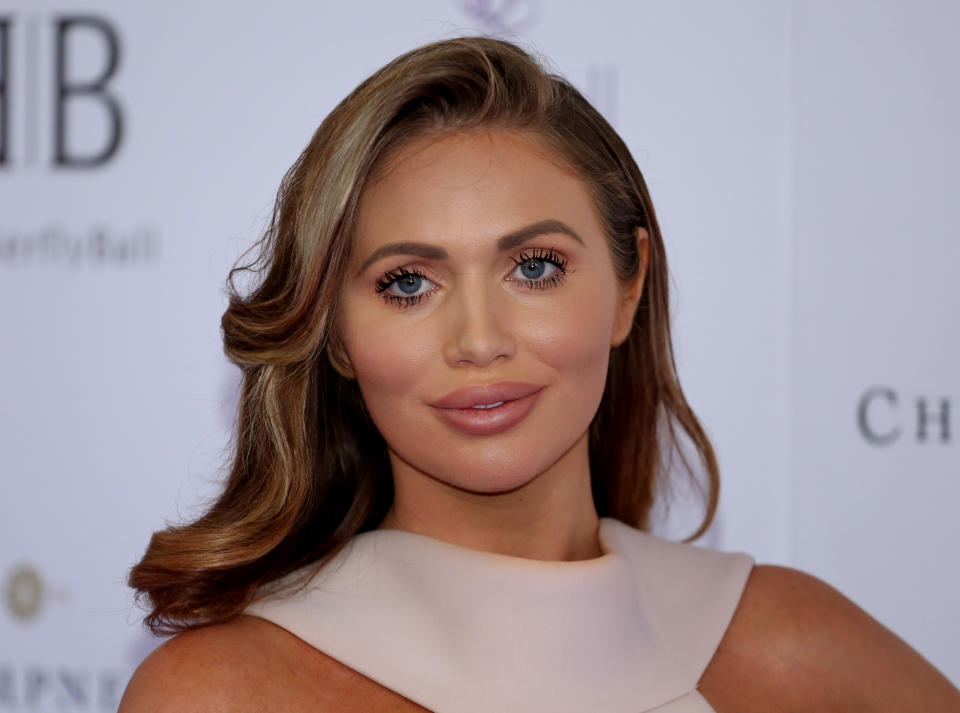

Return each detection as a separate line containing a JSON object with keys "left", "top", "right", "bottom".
{"left": 129, "top": 36, "right": 719, "bottom": 634}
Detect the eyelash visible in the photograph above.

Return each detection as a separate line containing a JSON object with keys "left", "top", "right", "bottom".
{"left": 508, "top": 248, "right": 568, "bottom": 290}
{"left": 375, "top": 268, "right": 435, "bottom": 309}
{"left": 374, "top": 247, "right": 569, "bottom": 308}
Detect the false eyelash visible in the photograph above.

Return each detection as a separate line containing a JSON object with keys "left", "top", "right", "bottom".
{"left": 381, "top": 292, "right": 428, "bottom": 308}
{"left": 375, "top": 267, "right": 423, "bottom": 294}
{"left": 519, "top": 273, "right": 566, "bottom": 290}
{"left": 510, "top": 247, "right": 569, "bottom": 289}
{"left": 510, "top": 247, "right": 568, "bottom": 272}
{"left": 375, "top": 267, "right": 435, "bottom": 308}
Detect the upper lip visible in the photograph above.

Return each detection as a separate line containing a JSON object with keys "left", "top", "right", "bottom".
{"left": 430, "top": 382, "right": 545, "bottom": 409}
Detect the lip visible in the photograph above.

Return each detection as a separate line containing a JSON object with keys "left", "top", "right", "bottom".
{"left": 430, "top": 382, "right": 545, "bottom": 436}
{"left": 431, "top": 382, "right": 545, "bottom": 409}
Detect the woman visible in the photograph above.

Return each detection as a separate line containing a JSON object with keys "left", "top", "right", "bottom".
{"left": 120, "top": 37, "right": 960, "bottom": 712}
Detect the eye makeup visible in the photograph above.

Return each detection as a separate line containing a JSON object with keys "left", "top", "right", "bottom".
{"left": 373, "top": 246, "right": 571, "bottom": 309}
{"left": 507, "top": 247, "right": 568, "bottom": 290}
{"left": 375, "top": 267, "right": 437, "bottom": 308}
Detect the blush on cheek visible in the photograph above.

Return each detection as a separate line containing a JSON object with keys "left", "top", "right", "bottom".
{"left": 515, "top": 307, "right": 615, "bottom": 456}
{"left": 348, "top": 326, "right": 430, "bottom": 391}
{"left": 521, "top": 297, "right": 616, "bottom": 377}
{"left": 345, "top": 329, "right": 435, "bottom": 442}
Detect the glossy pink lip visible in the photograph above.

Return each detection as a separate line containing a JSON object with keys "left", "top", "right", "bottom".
{"left": 431, "top": 382, "right": 544, "bottom": 409}
{"left": 429, "top": 382, "right": 545, "bottom": 436}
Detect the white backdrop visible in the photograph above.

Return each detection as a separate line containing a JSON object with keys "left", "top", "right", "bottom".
{"left": 0, "top": 1, "right": 956, "bottom": 708}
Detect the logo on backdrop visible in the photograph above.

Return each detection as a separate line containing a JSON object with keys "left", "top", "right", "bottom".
{"left": 457, "top": 0, "right": 540, "bottom": 35}
{"left": 0, "top": 13, "right": 124, "bottom": 169}
{"left": 2, "top": 561, "right": 72, "bottom": 624}
{"left": 857, "top": 386, "right": 953, "bottom": 446}
{"left": 453, "top": 1, "right": 618, "bottom": 124}
{"left": 0, "top": 11, "right": 162, "bottom": 269}
{"left": 1, "top": 564, "right": 128, "bottom": 710}
{"left": 0, "top": 665, "right": 126, "bottom": 711}
{"left": 3, "top": 563, "right": 46, "bottom": 622}
{"left": 0, "top": 224, "right": 160, "bottom": 267}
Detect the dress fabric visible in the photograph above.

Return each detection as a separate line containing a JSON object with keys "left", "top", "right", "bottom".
{"left": 246, "top": 518, "right": 754, "bottom": 713}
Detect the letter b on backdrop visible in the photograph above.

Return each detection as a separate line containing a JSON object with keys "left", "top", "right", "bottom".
{"left": 0, "top": 14, "right": 123, "bottom": 169}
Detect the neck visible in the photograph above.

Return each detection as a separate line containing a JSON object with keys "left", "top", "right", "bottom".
{"left": 378, "top": 432, "right": 602, "bottom": 561}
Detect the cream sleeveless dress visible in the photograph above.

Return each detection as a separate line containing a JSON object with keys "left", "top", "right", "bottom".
{"left": 247, "top": 518, "right": 753, "bottom": 713}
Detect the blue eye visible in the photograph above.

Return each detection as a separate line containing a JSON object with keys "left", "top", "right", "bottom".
{"left": 516, "top": 257, "right": 554, "bottom": 280}
{"left": 375, "top": 268, "right": 436, "bottom": 307}
{"left": 394, "top": 273, "right": 425, "bottom": 295}
{"left": 509, "top": 248, "right": 567, "bottom": 288}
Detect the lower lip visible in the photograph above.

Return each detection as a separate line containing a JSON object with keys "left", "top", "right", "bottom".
{"left": 431, "top": 390, "right": 542, "bottom": 436}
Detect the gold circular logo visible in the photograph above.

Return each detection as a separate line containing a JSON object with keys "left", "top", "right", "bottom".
{"left": 4, "top": 564, "right": 45, "bottom": 622}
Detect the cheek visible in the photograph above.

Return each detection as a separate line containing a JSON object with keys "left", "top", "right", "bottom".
{"left": 341, "top": 321, "right": 436, "bottom": 424}
{"left": 520, "top": 285, "right": 618, "bottom": 382}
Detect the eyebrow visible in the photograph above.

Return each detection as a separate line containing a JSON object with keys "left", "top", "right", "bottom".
{"left": 356, "top": 219, "right": 584, "bottom": 273}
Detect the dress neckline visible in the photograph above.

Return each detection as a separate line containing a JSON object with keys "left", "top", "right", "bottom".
{"left": 247, "top": 518, "right": 753, "bottom": 713}
{"left": 363, "top": 518, "right": 616, "bottom": 567}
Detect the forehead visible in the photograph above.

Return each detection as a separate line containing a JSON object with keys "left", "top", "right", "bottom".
{"left": 353, "top": 130, "right": 603, "bottom": 253}
{"left": 370, "top": 128, "right": 577, "bottom": 183}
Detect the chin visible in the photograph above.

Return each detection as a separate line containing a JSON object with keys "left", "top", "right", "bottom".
{"left": 440, "top": 468, "right": 541, "bottom": 496}
{"left": 423, "top": 446, "right": 565, "bottom": 496}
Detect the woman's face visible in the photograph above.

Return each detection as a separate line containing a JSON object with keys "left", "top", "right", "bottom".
{"left": 336, "top": 130, "right": 643, "bottom": 495}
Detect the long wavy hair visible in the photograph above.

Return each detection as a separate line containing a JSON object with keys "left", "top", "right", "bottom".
{"left": 129, "top": 36, "right": 719, "bottom": 635}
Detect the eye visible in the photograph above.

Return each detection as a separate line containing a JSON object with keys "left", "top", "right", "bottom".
{"left": 390, "top": 272, "right": 430, "bottom": 296}
{"left": 515, "top": 257, "right": 555, "bottom": 280}
{"left": 508, "top": 248, "right": 568, "bottom": 289}
{"left": 375, "top": 268, "right": 437, "bottom": 307}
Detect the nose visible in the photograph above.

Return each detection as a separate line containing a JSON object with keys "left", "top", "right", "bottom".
{"left": 442, "top": 280, "right": 516, "bottom": 368}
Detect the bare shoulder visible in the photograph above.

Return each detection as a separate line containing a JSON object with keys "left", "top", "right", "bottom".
{"left": 699, "top": 564, "right": 960, "bottom": 713}
{"left": 119, "top": 614, "right": 427, "bottom": 713}
{"left": 119, "top": 615, "right": 300, "bottom": 712}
